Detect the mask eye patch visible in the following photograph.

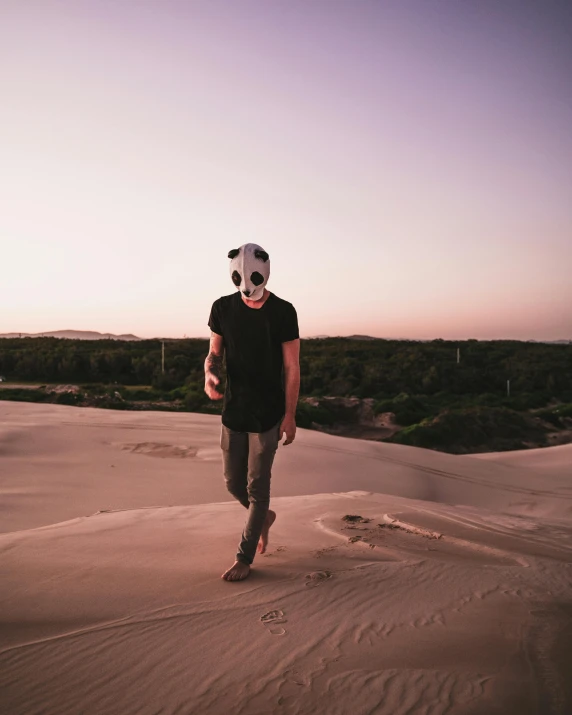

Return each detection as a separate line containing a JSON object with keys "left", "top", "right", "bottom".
{"left": 251, "top": 271, "right": 264, "bottom": 286}
{"left": 231, "top": 270, "right": 242, "bottom": 286}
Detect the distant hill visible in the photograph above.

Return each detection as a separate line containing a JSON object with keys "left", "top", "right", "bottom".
{"left": 346, "top": 334, "right": 379, "bottom": 341}
{"left": 0, "top": 330, "right": 142, "bottom": 341}
{"left": 311, "top": 335, "right": 426, "bottom": 341}
{"left": 307, "top": 334, "right": 379, "bottom": 340}
{"left": 526, "top": 339, "right": 571, "bottom": 345}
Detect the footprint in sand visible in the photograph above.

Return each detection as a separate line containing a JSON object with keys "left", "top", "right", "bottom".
{"left": 283, "top": 669, "right": 309, "bottom": 687}
{"left": 117, "top": 442, "right": 198, "bottom": 459}
{"left": 260, "top": 609, "right": 287, "bottom": 635}
{"left": 263, "top": 545, "right": 286, "bottom": 558}
{"left": 313, "top": 545, "right": 339, "bottom": 558}
{"left": 305, "top": 570, "right": 332, "bottom": 587}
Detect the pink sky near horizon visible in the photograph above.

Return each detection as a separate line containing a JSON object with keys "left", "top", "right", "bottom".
{"left": 1, "top": 0, "right": 571, "bottom": 341}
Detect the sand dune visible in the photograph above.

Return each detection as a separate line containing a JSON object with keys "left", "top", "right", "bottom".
{"left": 473, "top": 442, "right": 572, "bottom": 477}
{"left": 1, "top": 402, "right": 571, "bottom": 714}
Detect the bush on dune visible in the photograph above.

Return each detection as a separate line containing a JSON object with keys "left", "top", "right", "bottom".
{"left": 374, "top": 393, "right": 431, "bottom": 426}
{"left": 295, "top": 402, "right": 336, "bottom": 428}
{"left": 535, "top": 403, "right": 572, "bottom": 427}
{"left": 53, "top": 391, "right": 82, "bottom": 406}
{"left": 121, "top": 387, "right": 162, "bottom": 401}
{"left": 387, "top": 406, "right": 549, "bottom": 454}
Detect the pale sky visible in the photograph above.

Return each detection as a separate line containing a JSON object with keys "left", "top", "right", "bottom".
{"left": 1, "top": 0, "right": 571, "bottom": 340}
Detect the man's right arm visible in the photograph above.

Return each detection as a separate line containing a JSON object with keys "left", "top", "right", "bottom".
{"left": 204, "top": 331, "right": 225, "bottom": 400}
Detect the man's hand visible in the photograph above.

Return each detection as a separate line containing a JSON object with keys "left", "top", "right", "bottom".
{"left": 279, "top": 415, "right": 296, "bottom": 445}
{"left": 281, "top": 339, "right": 300, "bottom": 446}
{"left": 204, "top": 331, "right": 224, "bottom": 401}
{"left": 205, "top": 372, "right": 223, "bottom": 400}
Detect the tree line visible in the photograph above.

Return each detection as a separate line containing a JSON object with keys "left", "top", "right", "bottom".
{"left": 0, "top": 337, "right": 572, "bottom": 400}
{"left": 0, "top": 337, "right": 570, "bottom": 402}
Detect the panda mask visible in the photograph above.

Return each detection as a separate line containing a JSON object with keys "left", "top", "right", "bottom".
{"left": 228, "top": 243, "right": 270, "bottom": 301}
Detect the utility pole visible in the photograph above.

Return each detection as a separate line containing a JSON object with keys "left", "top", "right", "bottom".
{"left": 507, "top": 379, "right": 510, "bottom": 398}
{"left": 162, "top": 341, "right": 165, "bottom": 375}
{"left": 457, "top": 347, "right": 460, "bottom": 364}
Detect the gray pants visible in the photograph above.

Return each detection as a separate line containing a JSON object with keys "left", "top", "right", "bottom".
{"left": 220, "top": 420, "right": 281, "bottom": 565}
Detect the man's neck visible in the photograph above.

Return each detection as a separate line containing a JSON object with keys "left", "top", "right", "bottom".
{"left": 241, "top": 288, "right": 270, "bottom": 309}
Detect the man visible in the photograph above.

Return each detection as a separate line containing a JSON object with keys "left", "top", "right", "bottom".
{"left": 204, "top": 243, "right": 300, "bottom": 582}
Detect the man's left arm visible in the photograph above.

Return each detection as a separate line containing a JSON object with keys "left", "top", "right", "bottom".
{"left": 280, "top": 338, "right": 300, "bottom": 445}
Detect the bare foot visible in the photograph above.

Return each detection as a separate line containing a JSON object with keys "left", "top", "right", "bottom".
{"left": 258, "top": 509, "right": 276, "bottom": 554}
{"left": 221, "top": 561, "right": 251, "bottom": 582}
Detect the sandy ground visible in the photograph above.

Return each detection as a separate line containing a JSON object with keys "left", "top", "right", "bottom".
{"left": 1, "top": 402, "right": 571, "bottom": 715}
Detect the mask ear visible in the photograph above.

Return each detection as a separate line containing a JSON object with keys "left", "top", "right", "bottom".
{"left": 254, "top": 249, "right": 269, "bottom": 262}
{"left": 228, "top": 248, "right": 240, "bottom": 259}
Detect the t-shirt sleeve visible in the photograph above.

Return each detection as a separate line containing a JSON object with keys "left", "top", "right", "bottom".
{"left": 280, "top": 303, "right": 299, "bottom": 343}
{"left": 208, "top": 301, "right": 222, "bottom": 336}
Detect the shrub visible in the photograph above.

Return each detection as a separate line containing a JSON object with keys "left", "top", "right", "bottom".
{"left": 185, "top": 390, "right": 207, "bottom": 411}
{"left": 504, "top": 392, "right": 551, "bottom": 410}
{"left": 536, "top": 403, "right": 572, "bottom": 426}
{"left": 374, "top": 393, "right": 437, "bottom": 426}
{"left": 0, "top": 388, "right": 50, "bottom": 403}
{"left": 388, "top": 406, "right": 548, "bottom": 454}
{"left": 295, "top": 401, "right": 336, "bottom": 428}
{"left": 125, "top": 388, "right": 162, "bottom": 401}
{"left": 54, "top": 392, "right": 82, "bottom": 406}
{"left": 152, "top": 374, "right": 182, "bottom": 391}
{"left": 559, "top": 403, "right": 572, "bottom": 418}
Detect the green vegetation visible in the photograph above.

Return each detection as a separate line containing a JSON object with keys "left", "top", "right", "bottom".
{"left": 388, "top": 406, "right": 549, "bottom": 454}
{"left": 295, "top": 401, "right": 336, "bottom": 429}
{"left": 535, "top": 403, "right": 572, "bottom": 427}
{"left": 371, "top": 390, "right": 560, "bottom": 427}
{"left": 299, "top": 338, "right": 571, "bottom": 400}
{"left": 1, "top": 336, "right": 570, "bottom": 452}
{"left": 0, "top": 387, "right": 53, "bottom": 403}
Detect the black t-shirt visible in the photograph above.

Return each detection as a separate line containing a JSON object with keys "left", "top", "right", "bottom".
{"left": 208, "top": 291, "right": 299, "bottom": 433}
